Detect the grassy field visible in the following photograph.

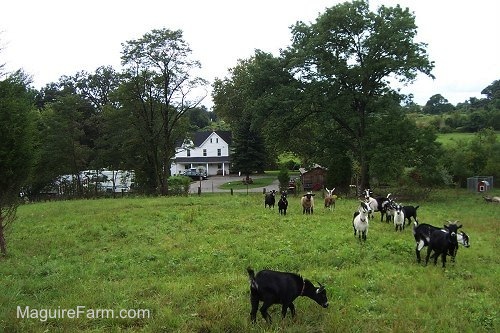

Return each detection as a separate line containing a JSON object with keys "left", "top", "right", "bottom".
{"left": 436, "top": 132, "right": 478, "bottom": 147}
{"left": 436, "top": 131, "right": 500, "bottom": 147}
{"left": 218, "top": 177, "right": 276, "bottom": 190}
{"left": 1, "top": 190, "right": 498, "bottom": 332}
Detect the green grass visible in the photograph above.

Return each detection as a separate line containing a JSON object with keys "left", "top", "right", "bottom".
{"left": 436, "top": 131, "right": 500, "bottom": 147}
{"left": 436, "top": 132, "right": 477, "bottom": 147}
{"left": 218, "top": 176, "right": 276, "bottom": 190}
{"left": 1, "top": 190, "right": 498, "bottom": 332}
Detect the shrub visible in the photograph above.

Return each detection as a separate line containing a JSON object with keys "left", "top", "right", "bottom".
{"left": 168, "top": 176, "right": 191, "bottom": 196}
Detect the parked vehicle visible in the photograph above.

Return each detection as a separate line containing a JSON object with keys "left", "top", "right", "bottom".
{"left": 183, "top": 169, "right": 208, "bottom": 180}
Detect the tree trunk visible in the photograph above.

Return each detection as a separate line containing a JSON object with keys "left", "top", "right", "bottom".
{"left": 0, "top": 219, "right": 6, "bottom": 257}
{"left": 359, "top": 147, "right": 370, "bottom": 190}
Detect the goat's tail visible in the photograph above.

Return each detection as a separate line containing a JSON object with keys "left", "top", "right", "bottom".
{"left": 247, "top": 267, "right": 258, "bottom": 290}
{"left": 412, "top": 221, "right": 418, "bottom": 234}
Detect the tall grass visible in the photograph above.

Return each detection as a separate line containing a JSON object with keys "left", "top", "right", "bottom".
{"left": 0, "top": 190, "right": 498, "bottom": 332}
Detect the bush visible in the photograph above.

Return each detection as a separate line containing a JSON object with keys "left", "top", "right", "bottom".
{"left": 168, "top": 176, "right": 191, "bottom": 196}
{"left": 277, "top": 167, "right": 290, "bottom": 192}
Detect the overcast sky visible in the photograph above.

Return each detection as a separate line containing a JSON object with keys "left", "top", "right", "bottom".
{"left": 1, "top": 0, "right": 499, "bottom": 108}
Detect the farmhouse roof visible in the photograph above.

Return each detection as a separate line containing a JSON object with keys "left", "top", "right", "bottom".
{"left": 193, "top": 131, "right": 232, "bottom": 146}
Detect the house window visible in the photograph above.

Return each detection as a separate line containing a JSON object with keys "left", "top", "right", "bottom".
{"left": 186, "top": 149, "right": 190, "bottom": 157}
{"left": 217, "top": 149, "right": 221, "bottom": 156}
{"left": 203, "top": 149, "right": 207, "bottom": 156}
{"left": 216, "top": 138, "right": 219, "bottom": 143}
{"left": 210, "top": 138, "right": 213, "bottom": 143}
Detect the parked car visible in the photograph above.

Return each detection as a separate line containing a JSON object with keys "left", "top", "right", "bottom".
{"left": 183, "top": 169, "right": 208, "bottom": 180}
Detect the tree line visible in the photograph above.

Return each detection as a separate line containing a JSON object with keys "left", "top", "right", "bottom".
{"left": 213, "top": 1, "right": 498, "bottom": 193}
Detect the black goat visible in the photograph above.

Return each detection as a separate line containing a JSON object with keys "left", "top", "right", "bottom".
{"left": 247, "top": 267, "right": 328, "bottom": 323}
{"left": 278, "top": 191, "right": 288, "bottom": 215}
{"left": 264, "top": 190, "right": 277, "bottom": 209}
{"left": 413, "top": 222, "right": 470, "bottom": 264}
{"left": 403, "top": 205, "right": 419, "bottom": 225}
{"left": 424, "top": 221, "right": 462, "bottom": 268}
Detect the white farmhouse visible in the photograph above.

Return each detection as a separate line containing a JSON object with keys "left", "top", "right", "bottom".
{"left": 170, "top": 131, "right": 232, "bottom": 176}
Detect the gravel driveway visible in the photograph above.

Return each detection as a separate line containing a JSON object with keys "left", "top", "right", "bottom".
{"left": 189, "top": 175, "right": 280, "bottom": 194}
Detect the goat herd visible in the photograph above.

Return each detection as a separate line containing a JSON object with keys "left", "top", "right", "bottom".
{"left": 251, "top": 188, "right": 471, "bottom": 324}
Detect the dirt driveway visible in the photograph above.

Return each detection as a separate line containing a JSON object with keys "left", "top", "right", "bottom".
{"left": 189, "top": 175, "right": 280, "bottom": 194}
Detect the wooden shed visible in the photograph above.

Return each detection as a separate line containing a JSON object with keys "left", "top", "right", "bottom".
{"left": 299, "top": 165, "right": 327, "bottom": 191}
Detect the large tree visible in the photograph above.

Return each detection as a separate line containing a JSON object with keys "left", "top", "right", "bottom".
{"left": 0, "top": 71, "right": 35, "bottom": 256}
{"left": 120, "top": 28, "right": 207, "bottom": 195}
{"left": 283, "top": 0, "right": 435, "bottom": 188}
{"left": 422, "top": 94, "right": 455, "bottom": 114}
{"left": 213, "top": 51, "right": 296, "bottom": 171}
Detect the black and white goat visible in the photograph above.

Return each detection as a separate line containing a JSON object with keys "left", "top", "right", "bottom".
{"left": 422, "top": 221, "right": 462, "bottom": 268}
{"left": 403, "top": 205, "right": 419, "bottom": 225}
{"left": 385, "top": 198, "right": 396, "bottom": 223}
{"left": 324, "top": 187, "right": 336, "bottom": 210}
{"left": 353, "top": 201, "right": 371, "bottom": 241}
{"left": 301, "top": 192, "right": 315, "bottom": 214}
{"left": 278, "top": 191, "right": 288, "bottom": 215}
{"left": 265, "top": 190, "right": 277, "bottom": 209}
{"left": 413, "top": 222, "right": 470, "bottom": 264}
{"left": 247, "top": 267, "right": 328, "bottom": 323}
{"left": 363, "top": 189, "right": 391, "bottom": 221}
{"left": 393, "top": 203, "right": 405, "bottom": 231}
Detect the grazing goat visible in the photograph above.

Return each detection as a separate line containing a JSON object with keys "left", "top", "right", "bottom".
{"left": 403, "top": 205, "right": 419, "bottom": 225}
{"left": 247, "top": 267, "right": 328, "bottom": 323}
{"left": 265, "top": 190, "right": 277, "bottom": 209}
{"left": 424, "top": 221, "right": 462, "bottom": 268}
{"left": 278, "top": 191, "right": 288, "bottom": 215}
{"left": 413, "top": 222, "right": 470, "bottom": 263}
{"left": 301, "top": 192, "right": 315, "bottom": 214}
{"left": 353, "top": 201, "right": 371, "bottom": 241}
{"left": 483, "top": 196, "right": 500, "bottom": 203}
{"left": 324, "top": 187, "right": 336, "bottom": 210}
{"left": 393, "top": 203, "right": 405, "bottom": 231}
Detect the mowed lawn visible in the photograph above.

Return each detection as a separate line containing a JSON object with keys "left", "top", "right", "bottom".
{"left": 0, "top": 190, "right": 498, "bottom": 332}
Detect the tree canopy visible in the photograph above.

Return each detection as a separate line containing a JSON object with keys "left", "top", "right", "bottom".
{"left": 0, "top": 71, "right": 35, "bottom": 255}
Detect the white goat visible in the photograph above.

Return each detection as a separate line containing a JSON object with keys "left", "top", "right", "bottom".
{"left": 393, "top": 203, "right": 405, "bottom": 231}
{"left": 363, "top": 189, "right": 378, "bottom": 220}
{"left": 353, "top": 201, "right": 371, "bottom": 241}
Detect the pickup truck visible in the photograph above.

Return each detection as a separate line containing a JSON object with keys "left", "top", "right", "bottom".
{"left": 183, "top": 169, "right": 208, "bottom": 180}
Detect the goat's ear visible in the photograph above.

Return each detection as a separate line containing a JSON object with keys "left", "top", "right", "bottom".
{"left": 457, "top": 224, "right": 462, "bottom": 229}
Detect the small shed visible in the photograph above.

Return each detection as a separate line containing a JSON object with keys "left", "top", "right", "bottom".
{"left": 467, "top": 176, "right": 494, "bottom": 192}
{"left": 299, "top": 164, "right": 327, "bottom": 191}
